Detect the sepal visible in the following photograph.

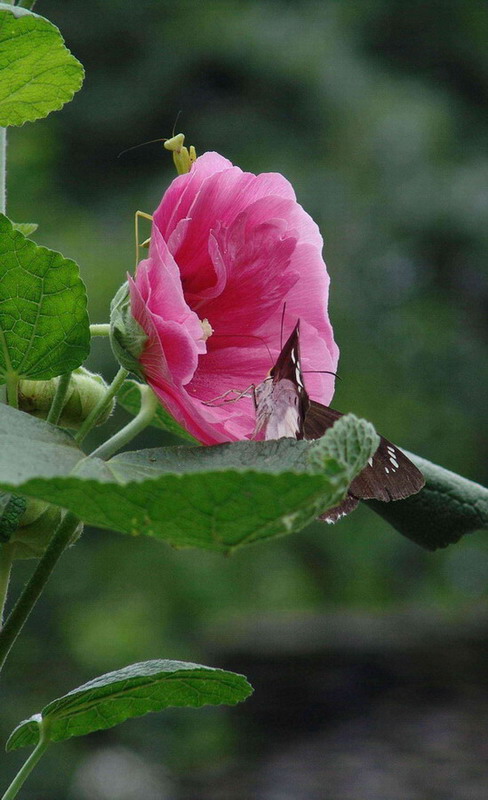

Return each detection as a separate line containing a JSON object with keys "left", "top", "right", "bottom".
{"left": 109, "top": 282, "right": 147, "bottom": 377}
{"left": 9, "top": 500, "right": 82, "bottom": 560}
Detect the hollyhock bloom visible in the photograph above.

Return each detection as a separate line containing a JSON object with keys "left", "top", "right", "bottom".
{"left": 128, "top": 151, "right": 339, "bottom": 444}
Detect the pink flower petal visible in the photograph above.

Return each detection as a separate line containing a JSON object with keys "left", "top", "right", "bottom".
{"left": 128, "top": 150, "right": 339, "bottom": 443}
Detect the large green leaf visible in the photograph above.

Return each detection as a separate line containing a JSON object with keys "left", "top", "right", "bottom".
{"left": 0, "top": 215, "right": 90, "bottom": 382}
{"left": 6, "top": 660, "right": 253, "bottom": 750}
{"left": 0, "top": 6, "right": 83, "bottom": 126}
{"left": 0, "top": 404, "right": 376, "bottom": 552}
{"left": 117, "top": 379, "right": 199, "bottom": 443}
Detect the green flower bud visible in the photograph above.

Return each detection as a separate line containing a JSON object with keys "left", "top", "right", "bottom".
{"left": 109, "top": 281, "right": 147, "bottom": 377}
{"left": 10, "top": 500, "right": 83, "bottom": 560}
{"left": 18, "top": 368, "right": 115, "bottom": 429}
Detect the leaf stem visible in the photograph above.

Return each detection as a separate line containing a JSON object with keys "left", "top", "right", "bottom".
{"left": 74, "top": 366, "right": 128, "bottom": 445}
{"left": 15, "top": 0, "right": 38, "bottom": 9}
{"left": 1, "top": 719, "right": 51, "bottom": 800}
{"left": 0, "top": 127, "right": 6, "bottom": 215}
{"left": 90, "top": 323, "right": 110, "bottom": 337}
{"left": 5, "top": 373, "right": 18, "bottom": 408}
{"left": 0, "top": 512, "right": 80, "bottom": 675}
{"left": 46, "top": 372, "right": 71, "bottom": 425}
{"left": 0, "top": 543, "right": 14, "bottom": 627}
{"left": 90, "top": 385, "right": 159, "bottom": 460}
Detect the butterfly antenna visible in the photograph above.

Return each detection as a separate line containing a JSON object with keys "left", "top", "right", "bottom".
{"left": 280, "top": 303, "right": 287, "bottom": 349}
{"left": 117, "top": 138, "right": 167, "bottom": 158}
{"left": 303, "top": 370, "right": 341, "bottom": 380}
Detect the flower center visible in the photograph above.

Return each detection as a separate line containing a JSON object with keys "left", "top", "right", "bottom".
{"left": 200, "top": 318, "right": 213, "bottom": 341}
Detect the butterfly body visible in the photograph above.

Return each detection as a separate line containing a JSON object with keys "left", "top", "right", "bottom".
{"left": 253, "top": 321, "right": 425, "bottom": 521}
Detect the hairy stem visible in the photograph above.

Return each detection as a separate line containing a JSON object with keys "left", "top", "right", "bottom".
{"left": 90, "top": 385, "right": 159, "bottom": 460}
{"left": 5, "top": 373, "right": 18, "bottom": 409}
{"left": 74, "top": 366, "right": 128, "bottom": 445}
{"left": 89, "top": 323, "right": 110, "bottom": 337}
{"left": 46, "top": 372, "right": 71, "bottom": 425}
{"left": 0, "top": 512, "right": 80, "bottom": 675}
{"left": 1, "top": 720, "right": 51, "bottom": 800}
{"left": 0, "top": 127, "right": 6, "bottom": 215}
{"left": 0, "top": 543, "right": 14, "bottom": 627}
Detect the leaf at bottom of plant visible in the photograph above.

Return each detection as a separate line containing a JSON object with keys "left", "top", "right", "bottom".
{"left": 6, "top": 660, "right": 253, "bottom": 750}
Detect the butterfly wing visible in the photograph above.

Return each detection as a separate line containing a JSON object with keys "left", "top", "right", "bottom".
{"left": 304, "top": 400, "right": 425, "bottom": 501}
{"left": 253, "top": 320, "right": 424, "bottom": 522}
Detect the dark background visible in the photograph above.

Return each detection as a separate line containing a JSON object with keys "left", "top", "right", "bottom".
{"left": 2, "top": 1, "right": 488, "bottom": 797}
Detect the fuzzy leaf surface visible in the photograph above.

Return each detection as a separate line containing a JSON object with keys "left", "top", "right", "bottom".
{"left": 0, "top": 7, "right": 83, "bottom": 126}
{"left": 0, "top": 406, "right": 377, "bottom": 551}
{"left": 0, "top": 215, "right": 90, "bottom": 382}
{"left": 7, "top": 660, "right": 253, "bottom": 749}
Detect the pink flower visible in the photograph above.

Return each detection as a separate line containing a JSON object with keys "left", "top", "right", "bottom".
{"left": 129, "top": 152, "right": 339, "bottom": 444}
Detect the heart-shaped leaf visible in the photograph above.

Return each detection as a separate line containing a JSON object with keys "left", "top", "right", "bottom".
{"left": 0, "top": 215, "right": 90, "bottom": 382}
{"left": 7, "top": 660, "right": 253, "bottom": 749}
{"left": 0, "top": 6, "right": 83, "bottom": 126}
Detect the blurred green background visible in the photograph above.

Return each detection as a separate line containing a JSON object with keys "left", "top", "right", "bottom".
{"left": 2, "top": 0, "right": 488, "bottom": 797}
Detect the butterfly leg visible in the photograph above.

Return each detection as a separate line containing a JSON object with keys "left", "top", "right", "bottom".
{"left": 202, "top": 385, "right": 254, "bottom": 406}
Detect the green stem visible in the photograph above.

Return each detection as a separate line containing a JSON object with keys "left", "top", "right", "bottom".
{"left": 15, "top": 0, "right": 38, "bottom": 9}
{"left": 1, "top": 720, "right": 51, "bottom": 800}
{"left": 0, "top": 543, "right": 14, "bottom": 627}
{"left": 5, "top": 373, "right": 18, "bottom": 409}
{"left": 90, "top": 385, "right": 159, "bottom": 461}
{"left": 0, "top": 512, "right": 80, "bottom": 675}
{"left": 46, "top": 372, "right": 71, "bottom": 425}
{"left": 0, "top": 127, "right": 6, "bottom": 215}
{"left": 90, "top": 323, "right": 110, "bottom": 337}
{"left": 74, "top": 366, "right": 128, "bottom": 445}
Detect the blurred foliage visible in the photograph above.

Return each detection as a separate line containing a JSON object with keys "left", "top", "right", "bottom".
{"left": 3, "top": 0, "right": 488, "bottom": 796}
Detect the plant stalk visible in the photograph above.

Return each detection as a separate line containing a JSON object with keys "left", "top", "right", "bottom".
{"left": 1, "top": 720, "right": 51, "bottom": 800}
{"left": 0, "top": 543, "right": 14, "bottom": 627}
{"left": 0, "top": 127, "right": 6, "bottom": 214}
{"left": 89, "top": 323, "right": 110, "bottom": 337}
{"left": 74, "top": 366, "right": 128, "bottom": 445}
{"left": 46, "top": 372, "right": 71, "bottom": 425}
{"left": 5, "top": 373, "right": 18, "bottom": 408}
{"left": 16, "top": 0, "right": 38, "bottom": 9}
{"left": 0, "top": 512, "right": 80, "bottom": 675}
{"left": 90, "top": 385, "right": 159, "bottom": 460}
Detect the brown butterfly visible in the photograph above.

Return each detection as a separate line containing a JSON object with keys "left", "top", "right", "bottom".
{"left": 253, "top": 321, "right": 425, "bottom": 522}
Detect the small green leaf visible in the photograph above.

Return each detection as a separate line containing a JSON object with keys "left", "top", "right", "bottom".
{"left": 117, "top": 379, "right": 198, "bottom": 443}
{"left": 0, "top": 7, "right": 84, "bottom": 126}
{"left": 367, "top": 452, "right": 488, "bottom": 550}
{"left": 12, "top": 222, "right": 38, "bottom": 237}
{"left": 308, "top": 413, "right": 379, "bottom": 480}
{"left": 0, "top": 215, "right": 90, "bottom": 382}
{"left": 6, "top": 660, "right": 253, "bottom": 749}
{"left": 0, "top": 491, "right": 26, "bottom": 542}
